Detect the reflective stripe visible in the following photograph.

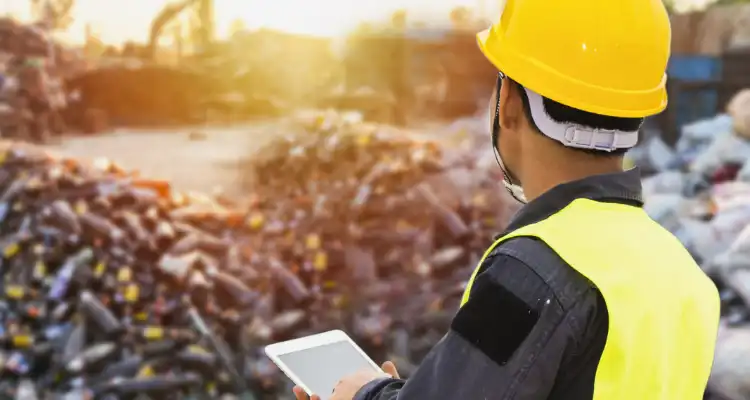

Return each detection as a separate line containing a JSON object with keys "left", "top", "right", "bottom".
{"left": 461, "top": 198, "right": 720, "bottom": 399}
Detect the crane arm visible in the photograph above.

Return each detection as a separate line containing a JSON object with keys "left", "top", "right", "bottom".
{"left": 146, "top": 0, "right": 200, "bottom": 60}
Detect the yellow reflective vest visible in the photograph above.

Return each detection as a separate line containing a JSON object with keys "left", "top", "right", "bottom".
{"left": 461, "top": 198, "right": 720, "bottom": 400}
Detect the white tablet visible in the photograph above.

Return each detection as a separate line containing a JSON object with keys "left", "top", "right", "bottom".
{"left": 265, "top": 330, "right": 383, "bottom": 399}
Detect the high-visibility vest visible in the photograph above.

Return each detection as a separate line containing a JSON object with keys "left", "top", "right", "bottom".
{"left": 461, "top": 198, "right": 720, "bottom": 400}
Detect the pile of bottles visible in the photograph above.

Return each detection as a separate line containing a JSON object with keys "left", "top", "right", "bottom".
{"left": 0, "top": 125, "right": 512, "bottom": 398}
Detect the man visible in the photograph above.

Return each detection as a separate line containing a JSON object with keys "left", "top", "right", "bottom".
{"left": 294, "top": 0, "right": 721, "bottom": 399}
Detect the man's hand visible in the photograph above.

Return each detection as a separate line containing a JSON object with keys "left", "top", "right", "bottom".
{"left": 292, "top": 386, "right": 321, "bottom": 400}
{"left": 292, "top": 361, "right": 399, "bottom": 400}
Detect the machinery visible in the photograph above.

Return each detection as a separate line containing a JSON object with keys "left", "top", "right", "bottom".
{"left": 146, "top": 0, "right": 215, "bottom": 61}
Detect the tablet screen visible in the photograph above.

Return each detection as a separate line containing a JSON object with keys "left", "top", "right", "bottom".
{"left": 277, "top": 340, "right": 378, "bottom": 399}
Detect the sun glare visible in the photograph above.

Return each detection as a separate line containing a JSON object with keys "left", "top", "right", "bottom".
{"left": 214, "top": 0, "right": 367, "bottom": 38}
{"left": 0, "top": 0, "right": 721, "bottom": 44}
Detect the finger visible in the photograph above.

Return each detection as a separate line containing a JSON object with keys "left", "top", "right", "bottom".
{"left": 293, "top": 386, "right": 309, "bottom": 400}
{"left": 381, "top": 361, "right": 400, "bottom": 378}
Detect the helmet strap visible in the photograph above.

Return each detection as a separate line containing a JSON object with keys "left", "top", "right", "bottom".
{"left": 491, "top": 74, "right": 527, "bottom": 204}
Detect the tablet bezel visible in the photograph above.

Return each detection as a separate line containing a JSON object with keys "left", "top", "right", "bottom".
{"left": 264, "top": 330, "right": 382, "bottom": 396}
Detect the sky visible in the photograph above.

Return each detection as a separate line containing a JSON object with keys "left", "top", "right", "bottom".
{"left": 0, "top": 0, "right": 717, "bottom": 45}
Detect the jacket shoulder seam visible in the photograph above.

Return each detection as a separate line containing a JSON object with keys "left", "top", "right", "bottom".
{"left": 490, "top": 237, "right": 595, "bottom": 311}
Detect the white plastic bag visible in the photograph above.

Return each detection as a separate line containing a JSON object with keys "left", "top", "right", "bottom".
{"left": 626, "top": 136, "right": 676, "bottom": 173}
{"left": 690, "top": 130, "right": 750, "bottom": 175}
{"left": 695, "top": 206, "right": 750, "bottom": 263}
{"left": 676, "top": 219, "right": 713, "bottom": 261}
{"left": 727, "top": 89, "right": 750, "bottom": 139}
{"left": 711, "top": 224, "right": 750, "bottom": 276}
{"left": 709, "top": 325, "right": 750, "bottom": 400}
{"left": 710, "top": 221, "right": 750, "bottom": 308}
{"left": 642, "top": 171, "right": 686, "bottom": 196}
{"left": 643, "top": 194, "right": 686, "bottom": 232}
{"left": 676, "top": 114, "right": 733, "bottom": 155}
{"left": 738, "top": 159, "right": 750, "bottom": 182}
{"left": 711, "top": 182, "right": 750, "bottom": 212}
{"left": 644, "top": 136, "right": 676, "bottom": 172}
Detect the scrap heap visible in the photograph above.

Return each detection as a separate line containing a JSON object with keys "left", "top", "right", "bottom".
{"left": 0, "top": 113, "right": 513, "bottom": 398}
{"left": 0, "top": 18, "right": 81, "bottom": 141}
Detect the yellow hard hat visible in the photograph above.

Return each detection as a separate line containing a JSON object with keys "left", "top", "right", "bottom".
{"left": 478, "top": 0, "right": 671, "bottom": 118}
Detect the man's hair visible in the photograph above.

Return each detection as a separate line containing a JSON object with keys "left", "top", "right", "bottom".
{"left": 510, "top": 79, "right": 643, "bottom": 156}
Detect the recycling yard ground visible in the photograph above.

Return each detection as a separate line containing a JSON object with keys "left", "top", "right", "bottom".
{"left": 40, "top": 119, "right": 450, "bottom": 199}
{"left": 42, "top": 121, "right": 287, "bottom": 199}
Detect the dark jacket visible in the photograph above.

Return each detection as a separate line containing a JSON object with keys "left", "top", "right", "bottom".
{"left": 354, "top": 169, "right": 645, "bottom": 400}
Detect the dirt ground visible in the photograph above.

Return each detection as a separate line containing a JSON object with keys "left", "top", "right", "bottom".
{"left": 42, "top": 121, "right": 286, "bottom": 199}
{"left": 39, "top": 116, "right": 484, "bottom": 205}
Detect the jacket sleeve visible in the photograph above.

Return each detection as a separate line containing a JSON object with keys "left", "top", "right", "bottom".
{"left": 354, "top": 238, "right": 603, "bottom": 400}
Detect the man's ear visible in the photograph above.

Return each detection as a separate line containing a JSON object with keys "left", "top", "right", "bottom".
{"left": 498, "top": 80, "right": 522, "bottom": 131}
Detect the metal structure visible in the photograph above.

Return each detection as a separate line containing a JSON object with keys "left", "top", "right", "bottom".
{"left": 146, "top": 0, "right": 215, "bottom": 60}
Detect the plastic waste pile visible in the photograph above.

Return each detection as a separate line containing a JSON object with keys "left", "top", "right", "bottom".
{"left": 0, "top": 18, "right": 52, "bottom": 58}
{"left": 629, "top": 92, "right": 750, "bottom": 400}
{"left": 0, "top": 18, "right": 83, "bottom": 141}
{"left": 0, "top": 112, "right": 513, "bottom": 398}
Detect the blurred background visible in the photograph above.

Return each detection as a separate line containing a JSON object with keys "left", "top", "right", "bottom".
{"left": 0, "top": 1, "right": 748, "bottom": 399}
{"left": 0, "top": 0, "right": 745, "bottom": 160}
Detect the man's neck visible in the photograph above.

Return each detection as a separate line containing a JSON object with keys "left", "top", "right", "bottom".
{"left": 522, "top": 156, "right": 624, "bottom": 202}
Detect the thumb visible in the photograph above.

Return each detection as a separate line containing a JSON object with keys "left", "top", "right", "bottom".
{"left": 381, "top": 361, "right": 399, "bottom": 378}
